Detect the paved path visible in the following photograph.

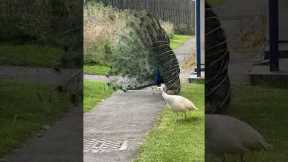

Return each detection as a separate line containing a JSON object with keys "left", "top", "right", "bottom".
{"left": 0, "top": 66, "right": 80, "bottom": 85}
{"left": 174, "top": 37, "right": 194, "bottom": 64}
{"left": 84, "top": 89, "right": 164, "bottom": 162}
{"left": 4, "top": 106, "right": 82, "bottom": 162}
{"left": 174, "top": 37, "right": 195, "bottom": 82}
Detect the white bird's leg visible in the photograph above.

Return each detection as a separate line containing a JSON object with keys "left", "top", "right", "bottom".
{"left": 174, "top": 112, "right": 178, "bottom": 123}
{"left": 240, "top": 153, "right": 245, "bottom": 162}
{"left": 222, "top": 154, "right": 226, "bottom": 162}
{"left": 151, "top": 87, "right": 155, "bottom": 95}
{"left": 184, "top": 112, "right": 187, "bottom": 120}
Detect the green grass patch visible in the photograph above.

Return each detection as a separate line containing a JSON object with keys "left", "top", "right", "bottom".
{"left": 135, "top": 83, "right": 204, "bottom": 162}
{"left": 170, "top": 34, "right": 192, "bottom": 49}
{"left": 0, "top": 80, "right": 70, "bottom": 157}
{"left": 84, "top": 64, "right": 111, "bottom": 75}
{"left": 207, "top": 84, "right": 288, "bottom": 161}
{"left": 0, "top": 44, "right": 64, "bottom": 67}
{"left": 84, "top": 80, "right": 113, "bottom": 112}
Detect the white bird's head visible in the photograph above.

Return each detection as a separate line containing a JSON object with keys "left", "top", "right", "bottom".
{"left": 157, "top": 84, "right": 167, "bottom": 92}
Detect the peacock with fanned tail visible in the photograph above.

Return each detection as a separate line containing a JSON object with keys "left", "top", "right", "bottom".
{"left": 205, "top": 3, "right": 231, "bottom": 113}
{"left": 108, "top": 11, "right": 181, "bottom": 94}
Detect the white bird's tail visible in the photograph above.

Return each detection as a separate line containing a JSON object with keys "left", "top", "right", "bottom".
{"left": 262, "top": 141, "right": 273, "bottom": 151}
{"left": 190, "top": 102, "right": 198, "bottom": 110}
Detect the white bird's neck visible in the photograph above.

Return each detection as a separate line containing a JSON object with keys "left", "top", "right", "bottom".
{"left": 161, "top": 90, "right": 171, "bottom": 100}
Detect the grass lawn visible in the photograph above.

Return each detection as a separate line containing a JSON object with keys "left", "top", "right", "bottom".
{"left": 0, "top": 44, "right": 64, "bottom": 67}
{"left": 135, "top": 83, "right": 204, "bottom": 162}
{"left": 207, "top": 84, "right": 288, "bottom": 162}
{"left": 84, "top": 64, "right": 111, "bottom": 75}
{"left": 0, "top": 80, "right": 70, "bottom": 157}
{"left": 170, "top": 34, "right": 192, "bottom": 49}
{"left": 84, "top": 80, "right": 113, "bottom": 112}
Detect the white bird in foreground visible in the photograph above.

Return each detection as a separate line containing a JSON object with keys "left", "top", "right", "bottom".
{"left": 158, "top": 84, "right": 198, "bottom": 119}
{"left": 206, "top": 114, "right": 272, "bottom": 162}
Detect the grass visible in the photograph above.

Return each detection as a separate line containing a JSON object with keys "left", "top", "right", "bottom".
{"left": 206, "top": 84, "right": 288, "bottom": 162}
{"left": 135, "top": 83, "right": 204, "bottom": 162}
{"left": 84, "top": 64, "right": 111, "bottom": 75}
{"left": 0, "top": 44, "right": 64, "bottom": 67}
{"left": 170, "top": 34, "right": 192, "bottom": 49}
{"left": 84, "top": 80, "right": 113, "bottom": 112}
{"left": 0, "top": 80, "right": 70, "bottom": 157}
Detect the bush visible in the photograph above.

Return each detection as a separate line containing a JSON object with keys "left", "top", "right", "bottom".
{"left": 175, "top": 23, "right": 191, "bottom": 35}
{"left": 84, "top": 2, "right": 131, "bottom": 65}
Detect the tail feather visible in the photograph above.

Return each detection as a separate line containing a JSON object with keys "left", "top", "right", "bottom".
{"left": 189, "top": 102, "right": 198, "bottom": 110}
{"left": 262, "top": 142, "right": 273, "bottom": 151}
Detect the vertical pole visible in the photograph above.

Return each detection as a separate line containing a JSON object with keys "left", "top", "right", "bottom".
{"left": 269, "top": 0, "right": 279, "bottom": 71}
{"left": 196, "top": 0, "right": 201, "bottom": 77}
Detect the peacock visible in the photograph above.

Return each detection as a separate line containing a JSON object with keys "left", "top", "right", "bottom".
{"left": 107, "top": 11, "right": 181, "bottom": 94}
{"left": 205, "top": 3, "right": 231, "bottom": 113}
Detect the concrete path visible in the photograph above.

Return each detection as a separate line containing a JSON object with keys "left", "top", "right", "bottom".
{"left": 174, "top": 37, "right": 195, "bottom": 64}
{"left": 173, "top": 37, "right": 196, "bottom": 82}
{"left": 84, "top": 89, "right": 164, "bottom": 162}
{"left": 3, "top": 106, "right": 82, "bottom": 162}
{"left": 0, "top": 66, "right": 80, "bottom": 85}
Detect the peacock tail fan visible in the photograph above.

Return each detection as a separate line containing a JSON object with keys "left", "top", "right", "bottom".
{"left": 109, "top": 11, "right": 180, "bottom": 94}
{"left": 205, "top": 3, "right": 231, "bottom": 113}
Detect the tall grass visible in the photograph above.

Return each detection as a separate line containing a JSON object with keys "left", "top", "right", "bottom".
{"left": 84, "top": 2, "right": 131, "bottom": 65}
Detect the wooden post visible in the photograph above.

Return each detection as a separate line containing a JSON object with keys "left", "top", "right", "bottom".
{"left": 196, "top": 0, "right": 201, "bottom": 77}
{"left": 269, "top": 0, "right": 279, "bottom": 71}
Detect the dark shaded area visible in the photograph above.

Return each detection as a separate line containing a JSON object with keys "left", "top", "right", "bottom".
{"left": 205, "top": 0, "right": 288, "bottom": 161}
{"left": 205, "top": 3, "right": 231, "bottom": 113}
{"left": 0, "top": 0, "right": 83, "bottom": 161}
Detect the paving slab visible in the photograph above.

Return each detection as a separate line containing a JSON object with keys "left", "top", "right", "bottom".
{"left": 84, "top": 89, "right": 165, "bottom": 162}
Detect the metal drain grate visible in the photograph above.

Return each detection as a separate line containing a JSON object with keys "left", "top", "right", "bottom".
{"left": 84, "top": 138, "right": 128, "bottom": 153}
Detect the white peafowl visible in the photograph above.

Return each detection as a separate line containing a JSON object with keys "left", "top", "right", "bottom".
{"left": 158, "top": 84, "right": 198, "bottom": 120}
{"left": 206, "top": 114, "right": 272, "bottom": 162}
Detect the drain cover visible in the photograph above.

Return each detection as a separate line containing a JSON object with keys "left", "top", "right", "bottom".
{"left": 84, "top": 138, "right": 128, "bottom": 153}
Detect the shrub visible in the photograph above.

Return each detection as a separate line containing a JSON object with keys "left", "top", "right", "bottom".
{"left": 84, "top": 2, "right": 131, "bottom": 65}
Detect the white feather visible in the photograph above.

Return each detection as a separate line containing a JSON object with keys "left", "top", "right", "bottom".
{"left": 158, "top": 84, "right": 198, "bottom": 113}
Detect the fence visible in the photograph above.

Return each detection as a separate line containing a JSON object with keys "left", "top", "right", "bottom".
{"left": 92, "top": 0, "right": 195, "bottom": 34}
